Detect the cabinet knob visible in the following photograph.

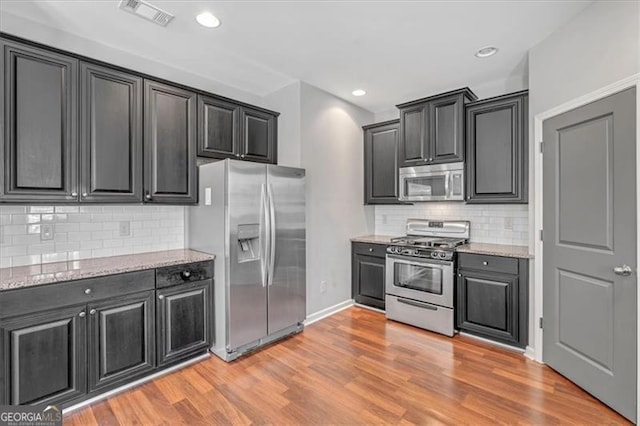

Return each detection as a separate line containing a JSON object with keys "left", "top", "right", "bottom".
{"left": 84, "top": 288, "right": 92, "bottom": 295}
{"left": 78, "top": 311, "right": 86, "bottom": 318}
{"left": 458, "top": 273, "right": 462, "bottom": 277}
{"left": 145, "top": 194, "right": 152, "bottom": 200}
{"left": 240, "top": 154, "right": 245, "bottom": 159}
{"left": 482, "top": 261, "right": 488, "bottom": 266}
{"left": 158, "top": 295, "right": 164, "bottom": 300}
{"left": 71, "top": 192, "right": 78, "bottom": 197}
{"left": 82, "top": 192, "right": 88, "bottom": 197}
{"left": 235, "top": 153, "right": 241, "bottom": 158}
{"left": 182, "top": 270, "right": 192, "bottom": 279}
{"left": 89, "top": 309, "right": 97, "bottom": 315}
{"left": 429, "top": 157, "right": 433, "bottom": 162}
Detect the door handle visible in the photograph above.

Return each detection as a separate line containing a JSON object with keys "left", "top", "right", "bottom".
{"left": 613, "top": 265, "right": 633, "bottom": 276}
{"left": 267, "top": 184, "right": 276, "bottom": 286}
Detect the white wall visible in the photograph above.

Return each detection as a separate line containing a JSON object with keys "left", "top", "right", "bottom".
{"left": 263, "top": 82, "right": 302, "bottom": 168}
{"left": 527, "top": 0, "right": 640, "bottom": 358}
{"left": 300, "top": 83, "right": 374, "bottom": 316}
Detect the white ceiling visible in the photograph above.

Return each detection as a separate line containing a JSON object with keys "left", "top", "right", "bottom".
{"left": 0, "top": 0, "right": 592, "bottom": 112}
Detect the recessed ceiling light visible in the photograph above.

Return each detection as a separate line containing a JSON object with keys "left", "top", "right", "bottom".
{"left": 475, "top": 46, "right": 498, "bottom": 58}
{"left": 352, "top": 89, "right": 366, "bottom": 97}
{"left": 196, "top": 11, "right": 221, "bottom": 28}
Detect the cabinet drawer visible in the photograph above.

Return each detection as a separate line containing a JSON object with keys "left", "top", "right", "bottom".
{"left": 0, "top": 270, "right": 155, "bottom": 318}
{"left": 352, "top": 242, "right": 387, "bottom": 258}
{"left": 156, "top": 260, "right": 214, "bottom": 289}
{"left": 458, "top": 253, "right": 518, "bottom": 275}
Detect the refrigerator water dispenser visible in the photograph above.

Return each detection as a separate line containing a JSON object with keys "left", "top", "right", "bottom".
{"left": 237, "top": 224, "right": 260, "bottom": 262}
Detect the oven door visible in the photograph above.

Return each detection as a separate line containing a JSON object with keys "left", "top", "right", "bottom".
{"left": 385, "top": 254, "right": 454, "bottom": 308}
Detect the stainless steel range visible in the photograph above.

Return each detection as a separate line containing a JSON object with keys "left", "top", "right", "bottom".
{"left": 385, "top": 219, "right": 469, "bottom": 337}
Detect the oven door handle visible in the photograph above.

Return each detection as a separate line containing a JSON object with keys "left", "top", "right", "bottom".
{"left": 386, "top": 254, "right": 451, "bottom": 266}
{"left": 397, "top": 297, "right": 438, "bottom": 311}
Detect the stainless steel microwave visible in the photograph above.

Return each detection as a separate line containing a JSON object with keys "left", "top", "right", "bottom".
{"left": 398, "top": 162, "right": 464, "bottom": 202}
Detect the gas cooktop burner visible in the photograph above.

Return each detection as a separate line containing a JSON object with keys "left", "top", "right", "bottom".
{"left": 387, "top": 219, "right": 470, "bottom": 260}
{"left": 390, "top": 236, "right": 467, "bottom": 250}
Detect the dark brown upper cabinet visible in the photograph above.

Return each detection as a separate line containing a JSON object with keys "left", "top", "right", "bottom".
{"left": 0, "top": 39, "right": 78, "bottom": 203}
{"left": 466, "top": 90, "right": 528, "bottom": 204}
{"left": 197, "top": 95, "right": 278, "bottom": 164}
{"left": 363, "top": 120, "right": 406, "bottom": 204}
{"left": 197, "top": 94, "right": 239, "bottom": 160}
{"left": 240, "top": 106, "right": 278, "bottom": 164}
{"left": 80, "top": 63, "right": 143, "bottom": 203}
{"left": 144, "top": 79, "right": 198, "bottom": 204}
{"left": 397, "top": 88, "right": 477, "bottom": 168}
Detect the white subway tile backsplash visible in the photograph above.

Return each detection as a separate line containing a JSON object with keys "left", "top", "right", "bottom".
{"left": 0, "top": 205, "right": 185, "bottom": 267}
{"left": 375, "top": 202, "right": 528, "bottom": 246}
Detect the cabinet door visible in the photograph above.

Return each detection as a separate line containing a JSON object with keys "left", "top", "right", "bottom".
{"left": 197, "top": 94, "right": 239, "bottom": 159}
{"left": 466, "top": 92, "right": 528, "bottom": 203}
{"left": 239, "top": 107, "right": 277, "bottom": 164}
{"left": 0, "top": 305, "right": 86, "bottom": 405}
{"left": 398, "top": 104, "right": 427, "bottom": 167}
{"left": 352, "top": 251, "right": 385, "bottom": 310}
{"left": 429, "top": 93, "right": 465, "bottom": 164}
{"left": 456, "top": 269, "right": 521, "bottom": 346}
{"left": 87, "top": 291, "right": 155, "bottom": 392}
{"left": 364, "top": 120, "right": 405, "bottom": 204}
{"left": 1, "top": 40, "right": 78, "bottom": 203}
{"left": 144, "top": 80, "right": 197, "bottom": 204}
{"left": 80, "top": 63, "right": 142, "bottom": 203}
{"left": 156, "top": 280, "right": 212, "bottom": 366}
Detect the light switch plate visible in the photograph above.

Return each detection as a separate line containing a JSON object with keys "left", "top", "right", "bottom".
{"left": 41, "top": 223, "right": 54, "bottom": 241}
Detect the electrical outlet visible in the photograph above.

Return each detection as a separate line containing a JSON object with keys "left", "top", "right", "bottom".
{"left": 320, "top": 280, "right": 327, "bottom": 293}
{"left": 119, "top": 221, "right": 131, "bottom": 237}
{"left": 382, "top": 214, "right": 388, "bottom": 225}
{"left": 41, "top": 223, "right": 54, "bottom": 241}
{"left": 504, "top": 217, "right": 513, "bottom": 230}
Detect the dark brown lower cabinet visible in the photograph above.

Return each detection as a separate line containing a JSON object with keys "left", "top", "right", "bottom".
{"left": 0, "top": 305, "right": 87, "bottom": 405}
{"left": 456, "top": 253, "right": 528, "bottom": 348}
{"left": 87, "top": 291, "right": 155, "bottom": 392}
{"left": 352, "top": 242, "right": 386, "bottom": 310}
{"left": 157, "top": 279, "right": 212, "bottom": 366}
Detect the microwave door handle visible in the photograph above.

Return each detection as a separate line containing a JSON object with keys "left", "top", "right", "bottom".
{"left": 445, "top": 172, "right": 450, "bottom": 199}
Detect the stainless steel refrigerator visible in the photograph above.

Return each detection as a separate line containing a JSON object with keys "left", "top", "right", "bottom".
{"left": 188, "top": 159, "right": 306, "bottom": 361}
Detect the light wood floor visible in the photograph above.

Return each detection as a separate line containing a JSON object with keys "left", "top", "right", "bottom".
{"left": 65, "top": 307, "right": 630, "bottom": 425}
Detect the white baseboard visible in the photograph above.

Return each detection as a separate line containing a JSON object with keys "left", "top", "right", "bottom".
{"left": 354, "top": 303, "right": 385, "bottom": 314}
{"left": 63, "top": 353, "right": 211, "bottom": 415}
{"left": 524, "top": 345, "right": 540, "bottom": 362}
{"left": 304, "top": 299, "right": 354, "bottom": 326}
{"left": 458, "top": 331, "right": 525, "bottom": 353}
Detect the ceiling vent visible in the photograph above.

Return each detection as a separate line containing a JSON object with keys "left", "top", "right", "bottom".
{"left": 118, "top": 0, "right": 174, "bottom": 27}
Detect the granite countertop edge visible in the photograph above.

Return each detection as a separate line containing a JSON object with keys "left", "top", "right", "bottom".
{"left": 351, "top": 235, "right": 533, "bottom": 259}
{"left": 0, "top": 249, "right": 215, "bottom": 292}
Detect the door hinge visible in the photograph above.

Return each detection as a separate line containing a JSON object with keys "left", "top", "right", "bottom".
{"left": 540, "top": 229, "right": 543, "bottom": 241}
{"left": 539, "top": 317, "right": 543, "bottom": 329}
{"left": 540, "top": 141, "right": 544, "bottom": 153}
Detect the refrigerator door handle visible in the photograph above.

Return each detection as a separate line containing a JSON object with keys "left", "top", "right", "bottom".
{"left": 267, "top": 184, "right": 276, "bottom": 286}
{"left": 260, "top": 184, "right": 268, "bottom": 287}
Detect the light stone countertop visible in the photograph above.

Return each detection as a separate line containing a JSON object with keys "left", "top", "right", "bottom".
{"left": 456, "top": 243, "right": 532, "bottom": 259}
{"left": 0, "top": 249, "right": 215, "bottom": 291}
{"left": 350, "top": 235, "right": 401, "bottom": 245}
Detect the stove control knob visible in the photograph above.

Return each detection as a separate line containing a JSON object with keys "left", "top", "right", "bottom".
{"left": 439, "top": 252, "right": 447, "bottom": 259}
{"left": 412, "top": 249, "right": 419, "bottom": 256}
{"left": 431, "top": 251, "right": 438, "bottom": 258}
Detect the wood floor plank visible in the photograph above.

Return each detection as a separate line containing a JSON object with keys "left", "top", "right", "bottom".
{"left": 65, "top": 307, "right": 631, "bottom": 425}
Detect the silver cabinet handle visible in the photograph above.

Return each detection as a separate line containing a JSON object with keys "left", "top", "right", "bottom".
{"left": 368, "top": 248, "right": 374, "bottom": 252}
{"left": 89, "top": 309, "right": 97, "bottom": 315}
{"left": 613, "top": 265, "right": 633, "bottom": 276}
{"left": 235, "top": 153, "right": 240, "bottom": 158}
{"left": 482, "top": 261, "right": 488, "bottom": 266}
{"left": 158, "top": 295, "right": 164, "bottom": 300}
{"left": 240, "top": 154, "right": 245, "bottom": 159}
{"left": 429, "top": 157, "right": 433, "bottom": 162}
{"left": 84, "top": 288, "right": 92, "bottom": 295}
{"left": 78, "top": 311, "right": 86, "bottom": 318}
{"left": 71, "top": 192, "right": 78, "bottom": 197}
{"left": 82, "top": 192, "right": 88, "bottom": 197}
{"left": 145, "top": 194, "right": 152, "bottom": 200}
{"left": 182, "top": 270, "right": 191, "bottom": 279}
